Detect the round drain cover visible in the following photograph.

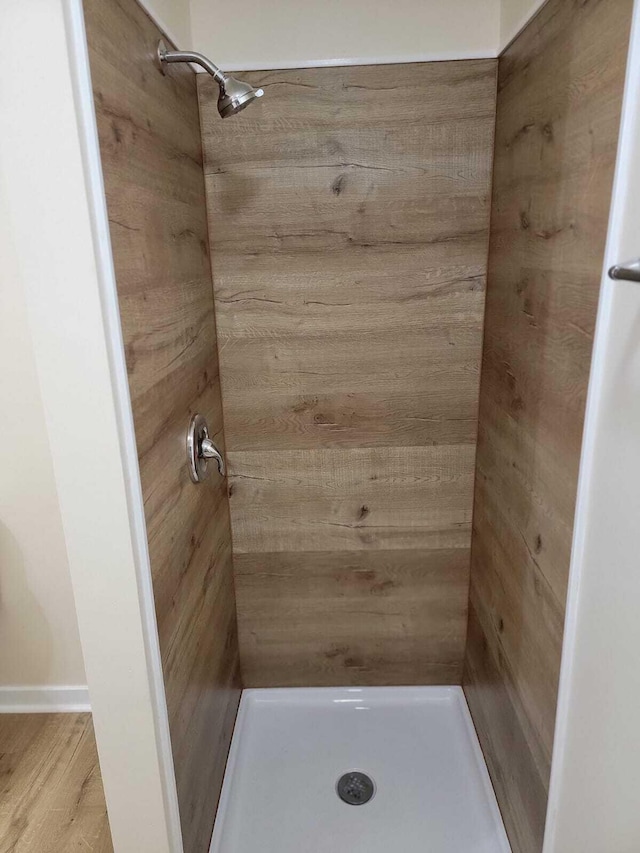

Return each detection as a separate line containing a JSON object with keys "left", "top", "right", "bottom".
{"left": 336, "top": 771, "right": 375, "bottom": 805}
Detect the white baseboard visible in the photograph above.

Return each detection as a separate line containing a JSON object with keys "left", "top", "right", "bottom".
{"left": 0, "top": 685, "right": 90, "bottom": 713}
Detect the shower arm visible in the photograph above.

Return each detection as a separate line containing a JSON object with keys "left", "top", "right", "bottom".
{"left": 157, "top": 42, "right": 226, "bottom": 85}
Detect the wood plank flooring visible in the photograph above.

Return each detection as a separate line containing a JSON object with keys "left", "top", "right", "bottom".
{"left": 0, "top": 714, "right": 112, "bottom": 853}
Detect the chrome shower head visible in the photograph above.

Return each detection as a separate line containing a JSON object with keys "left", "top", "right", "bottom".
{"left": 217, "top": 74, "right": 264, "bottom": 118}
{"left": 157, "top": 40, "right": 263, "bottom": 119}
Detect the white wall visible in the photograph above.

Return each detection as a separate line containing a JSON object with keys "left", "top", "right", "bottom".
{"left": 189, "top": 0, "right": 501, "bottom": 71}
{"left": 0, "top": 0, "right": 183, "bottom": 848}
{"left": 0, "top": 49, "right": 86, "bottom": 698}
{"left": 500, "top": 0, "right": 547, "bottom": 47}
{"left": 0, "top": 0, "right": 190, "bottom": 707}
{"left": 544, "top": 1, "right": 640, "bottom": 850}
{"left": 139, "top": 0, "right": 191, "bottom": 46}
{"left": 187, "top": 0, "right": 550, "bottom": 70}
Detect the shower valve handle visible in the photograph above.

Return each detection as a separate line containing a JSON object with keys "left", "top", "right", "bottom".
{"left": 187, "top": 414, "right": 226, "bottom": 483}
{"left": 200, "top": 437, "right": 226, "bottom": 476}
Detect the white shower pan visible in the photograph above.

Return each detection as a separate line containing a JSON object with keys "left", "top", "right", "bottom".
{"left": 209, "top": 686, "right": 511, "bottom": 853}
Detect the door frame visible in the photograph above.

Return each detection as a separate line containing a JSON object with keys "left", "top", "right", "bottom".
{"left": 544, "top": 0, "right": 640, "bottom": 849}
{"left": 12, "top": 1, "right": 183, "bottom": 850}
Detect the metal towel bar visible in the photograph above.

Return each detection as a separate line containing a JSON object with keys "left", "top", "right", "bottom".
{"left": 609, "top": 260, "right": 640, "bottom": 283}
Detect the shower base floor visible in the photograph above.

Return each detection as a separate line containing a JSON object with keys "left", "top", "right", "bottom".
{"left": 210, "top": 686, "right": 511, "bottom": 853}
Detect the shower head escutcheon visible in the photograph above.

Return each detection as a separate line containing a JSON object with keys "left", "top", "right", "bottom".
{"left": 157, "top": 40, "right": 264, "bottom": 118}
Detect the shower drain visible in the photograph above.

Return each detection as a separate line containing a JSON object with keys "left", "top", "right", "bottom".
{"left": 336, "top": 771, "right": 376, "bottom": 805}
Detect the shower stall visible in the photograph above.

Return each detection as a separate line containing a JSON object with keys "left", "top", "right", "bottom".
{"left": 69, "top": 0, "right": 636, "bottom": 850}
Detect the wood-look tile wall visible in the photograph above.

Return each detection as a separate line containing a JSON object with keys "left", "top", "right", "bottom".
{"left": 199, "top": 61, "right": 497, "bottom": 687}
{"left": 463, "top": 1, "right": 633, "bottom": 851}
{"left": 84, "top": 1, "right": 241, "bottom": 850}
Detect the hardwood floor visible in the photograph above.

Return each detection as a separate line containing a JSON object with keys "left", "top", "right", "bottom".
{"left": 0, "top": 714, "right": 112, "bottom": 853}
